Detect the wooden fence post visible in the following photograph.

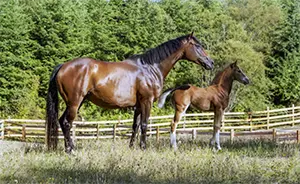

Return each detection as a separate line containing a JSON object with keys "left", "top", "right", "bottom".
{"left": 8, "top": 117, "right": 11, "bottom": 137}
{"left": 221, "top": 114, "right": 225, "bottom": 132}
{"left": 267, "top": 106, "right": 270, "bottom": 130}
{"left": 149, "top": 119, "right": 152, "bottom": 137}
{"left": 192, "top": 129, "right": 197, "bottom": 140}
{"left": 183, "top": 115, "right": 186, "bottom": 130}
{"left": 297, "top": 130, "right": 300, "bottom": 144}
{"left": 156, "top": 126, "right": 160, "bottom": 143}
{"left": 22, "top": 125, "right": 26, "bottom": 142}
{"left": 292, "top": 104, "right": 295, "bottom": 127}
{"left": 97, "top": 124, "right": 99, "bottom": 140}
{"left": 118, "top": 116, "right": 121, "bottom": 138}
{"left": 72, "top": 124, "right": 76, "bottom": 143}
{"left": 272, "top": 129, "right": 276, "bottom": 142}
{"left": 113, "top": 124, "right": 117, "bottom": 141}
{"left": 1, "top": 120, "right": 4, "bottom": 140}
{"left": 230, "top": 129, "right": 234, "bottom": 144}
{"left": 248, "top": 111, "right": 253, "bottom": 131}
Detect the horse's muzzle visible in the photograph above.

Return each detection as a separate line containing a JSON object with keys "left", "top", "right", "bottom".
{"left": 200, "top": 57, "right": 214, "bottom": 70}
{"left": 243, "top": 77, "right": 250, "bottom": 85}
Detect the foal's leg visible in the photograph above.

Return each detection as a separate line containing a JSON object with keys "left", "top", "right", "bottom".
{"left": 170, "top": 105, "right": 188, "bottom": 150}
{"left": 59, "top": 104, "right": 80, "bottom": 153}
{"left": 210, "top": 108, "right": 223, "bottom": 151}
{"left": 140, "top": 99, "right": 152, "bottom": 150}
{"left": 129, "top": 108, "right": 141, "bottom": 148}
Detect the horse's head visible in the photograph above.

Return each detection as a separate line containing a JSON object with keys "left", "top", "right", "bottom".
{"left": 183, "top": 32, "right": 214, "bottom": 70}
{"left": 230, "top": 61, "right": 250, "bottom": 85}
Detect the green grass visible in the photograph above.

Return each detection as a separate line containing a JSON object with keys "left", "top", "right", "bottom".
{"left": 1, "top": 137, "right": 300, "bottom": 184}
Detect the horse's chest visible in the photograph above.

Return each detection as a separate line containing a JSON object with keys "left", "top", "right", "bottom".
{"left": 138, "top": 76, "right": 163, "bottom": 99}
{"left": 213, "top": 94, "right": 229, "bottom": 109}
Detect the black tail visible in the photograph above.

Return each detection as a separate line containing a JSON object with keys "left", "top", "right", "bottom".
{"left": 46, "top": 64, "right": 63, "bottom": 150}
{"left": 158, "top": 84, "right": 190, "bottom": 108}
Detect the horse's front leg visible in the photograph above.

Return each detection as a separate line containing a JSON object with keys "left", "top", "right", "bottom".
{"left": 140, "top": 99, "right": 152, "bottom": 150}
{"left": 129, "top": 108, "right": 141, "bottom": 148}
{"left": 170, "top": 105, "right": 188, "bottom": 151}
{"left": 210, "top": 108, "right": 223, "bottom": 151}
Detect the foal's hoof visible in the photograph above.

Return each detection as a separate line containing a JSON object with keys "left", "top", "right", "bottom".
{"left": 212, "top": 147, "right": 222, "bottom": 153}
{"left": 170, "top": 144, "right": 178, "bottom": 152}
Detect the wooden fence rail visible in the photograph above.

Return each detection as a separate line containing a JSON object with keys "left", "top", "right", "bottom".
{"left": 1, "top": 105, "right": 300, "bottom": 143}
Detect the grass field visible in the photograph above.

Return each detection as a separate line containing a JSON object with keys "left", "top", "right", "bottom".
{"left": 1, "top": 137, "right": 300, "bottom": 184}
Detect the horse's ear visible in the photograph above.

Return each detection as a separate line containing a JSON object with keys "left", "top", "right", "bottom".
{"left": 188, "top": 31, "right": 194, "bottom": 40}
{"left": 231, "top": 61, "right": 237, "bottom": 68}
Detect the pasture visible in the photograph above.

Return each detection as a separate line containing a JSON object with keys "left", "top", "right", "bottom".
{"left": 1, "top": 137, "right": 300, "bottom": 183}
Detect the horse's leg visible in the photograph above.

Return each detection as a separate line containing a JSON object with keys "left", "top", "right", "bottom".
{"left": 140, "top": 100, "right": 152, "bottom": 150}
{"left": 170, "top": 105, "right": 188, "bottom": 150}
{"left": 129, "top": 107, "right": 141, "bottom": 148}
{"left": 210, "top": 108, "right": 223, "bottom": 151}
{"left": 59, "top": 109, "right": 68, "bottom": 150}
{"left": 59, "top": 104, "right": 80, "bottom": 153}
{"left": 77, "top": 95, "right": 88, "bottom": 121}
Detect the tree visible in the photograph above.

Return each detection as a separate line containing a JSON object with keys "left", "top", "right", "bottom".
{"left": 268, "top": 0, "right": 300, "bottom": 106}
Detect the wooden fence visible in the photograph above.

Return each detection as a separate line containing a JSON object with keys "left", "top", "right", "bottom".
{"left": 1, "top": 105, "right": 300, "bottom": 143}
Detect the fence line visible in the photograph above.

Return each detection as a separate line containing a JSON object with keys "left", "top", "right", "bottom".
{"left": 1, "top": 105, "right": 300, "bottom": 143}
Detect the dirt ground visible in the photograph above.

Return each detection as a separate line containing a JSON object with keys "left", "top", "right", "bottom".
{"left": 0, "top": 140, "right": 26, "bottom": 156}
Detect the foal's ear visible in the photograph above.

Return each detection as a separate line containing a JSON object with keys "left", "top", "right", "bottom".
{"left": 188, "top": 31, "right": 194, "bottom": 40}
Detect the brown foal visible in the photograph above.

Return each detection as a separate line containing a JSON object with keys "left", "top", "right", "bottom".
{"left": 158, "top": 62, "right": 249, "bottom": 150}
{"left": 46, "top": 32, "right": 214, "bottom": 153}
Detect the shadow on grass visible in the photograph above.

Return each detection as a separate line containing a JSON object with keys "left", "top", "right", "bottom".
{"left": 153, "top": 136, "right": 300, "bottom": 158}
{"left": 1, "top": 160, "right": 275, "bottom": 184}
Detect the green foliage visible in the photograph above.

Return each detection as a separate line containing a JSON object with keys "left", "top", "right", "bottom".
{"left": 0, "top": 0, "right": 297, "bottom": 119}
{"left": 268, "top": 0, "right": 300, "bottom": 106}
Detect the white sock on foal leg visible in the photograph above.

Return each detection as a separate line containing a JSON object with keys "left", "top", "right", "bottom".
{"left": 170, "top": 132, "right": 177, "bottom": 150}
{"left": 215, "top": 130, "right": 221, "bottom": 150}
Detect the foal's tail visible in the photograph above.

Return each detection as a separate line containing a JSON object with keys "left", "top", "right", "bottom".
{"left": 46, "top": 64, "right": 63, "bottom": 150}
{"left": 158, "top": 84, "right": 190, "bottom": 108}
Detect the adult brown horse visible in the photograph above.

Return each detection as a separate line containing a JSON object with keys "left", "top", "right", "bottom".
{"left": 46, "top": 33, "right": 214, "bottom": 153}
{"left": 158, "top": 61, "right": 249, "bottom": 151}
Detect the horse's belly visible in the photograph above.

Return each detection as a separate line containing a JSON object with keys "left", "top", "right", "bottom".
{"left": 191, "top": 100, "right": 211, "bottom": 111}
{"left": 88, "top": 88, "right": 136, "bottom": 109}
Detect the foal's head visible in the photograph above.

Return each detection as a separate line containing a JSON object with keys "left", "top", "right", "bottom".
{"left": 230, "top": 61, "right": 250, "bottom": 85}
{"left": 182, "top": 32, "right": 214, "bottom": 70}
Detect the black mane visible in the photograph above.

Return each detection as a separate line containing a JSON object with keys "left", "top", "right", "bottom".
{"left": 128, "top": 35, "right": 201, "bottom": 65}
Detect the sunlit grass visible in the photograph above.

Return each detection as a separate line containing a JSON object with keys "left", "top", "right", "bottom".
{"left": 1, "top": 137, "right": 300, "bottom": 183}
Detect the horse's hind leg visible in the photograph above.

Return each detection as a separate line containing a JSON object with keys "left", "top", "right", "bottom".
{"left": 140, "top": 100, "right": 152, "bottom": 150}
{"left": 171, "top": 104, "right": 188, "bottom": 150}
{"left": 59, "top": 104, "right": 79, "bottom": 153}
{"left": 129, "top": 108, "right": 141, "bottom": 148}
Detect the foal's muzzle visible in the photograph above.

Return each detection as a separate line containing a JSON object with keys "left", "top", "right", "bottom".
{"left": 243, "top": 77, "right": 250, "bottom": 85}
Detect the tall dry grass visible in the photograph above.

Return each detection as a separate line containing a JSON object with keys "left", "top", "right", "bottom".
{"left": 1, "top": 137, "right": 300, "bottom": 183}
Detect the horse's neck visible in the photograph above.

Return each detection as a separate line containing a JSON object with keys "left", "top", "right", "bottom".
{"left": 217, "top": 70, "right": 234, "bottom": 96}
{"left": 158, "top": 50, "right": 184, "bottom": 79}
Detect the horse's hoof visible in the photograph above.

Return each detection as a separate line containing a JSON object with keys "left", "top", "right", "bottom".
{"left": 140, "top": 144, "right": 147, "bottom": 150}
{"left": 129, "top": 143, "right": 135, "bottom": 149}
{"left": 65, "top": 147, "right": 76, "bottom": 155}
